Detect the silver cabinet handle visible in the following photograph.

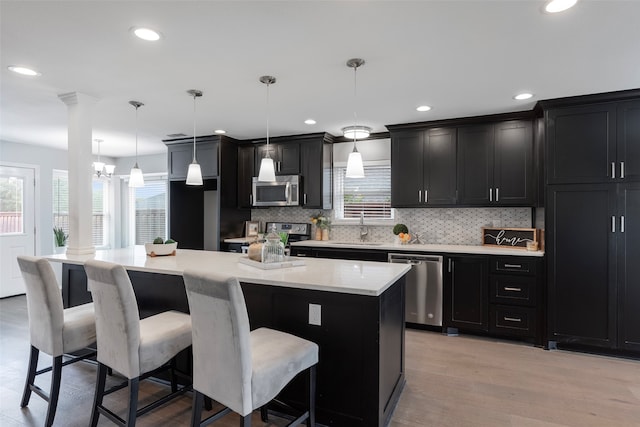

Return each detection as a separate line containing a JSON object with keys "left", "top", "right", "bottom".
{"left": 448, "top": 258, "right": 452, "bottom": 273}
{"left": 621, "top": 161, "right": 625, "bottom": 179}
{"left": 504, "top": 287, "right": 522, "bottom": 292}
{"left": 303, "top": 193, "right": 307, "bottom": 205}
{"left": 621, "top": 216, "right": 625, "bottom": 233}
{"left": 504, "top": 317, "right": 522, "bottom": 323}
{"left": 496, "top": 187, "right": 499, "bottom": 202}
{"left": 250, "top": 194, "right": 253, "bottom": 205}
{"left": 504, "top": 264, "right": 522, "bottom": 269}
{"left": 425, "top": 190, "right": 428, "bottom": 204}
{"left": 418, "top": 190, "right": 422, "bottom": 203}
{"left": 489, "top": 188, "right": 493, "bottom": 202}
{"left": 612, "top": 162, "right": 616, "bottom": 179}
{"left": 612, "top": 216, "right": 616, "bottom": 233}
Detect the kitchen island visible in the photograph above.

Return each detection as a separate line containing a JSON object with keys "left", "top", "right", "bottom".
{"left": 46, "top": 247, "right": 410, "bottom": 427}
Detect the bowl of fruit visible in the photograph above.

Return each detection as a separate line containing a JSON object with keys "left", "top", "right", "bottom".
{"left": 145, "top": 237, "right": 178, "bottom": 257}
{"left": 393, "top": 224, "right": 411, "bottom": 245}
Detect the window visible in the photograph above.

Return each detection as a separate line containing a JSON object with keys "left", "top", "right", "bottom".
{"left": 0, "top": 176, "right": 24, "bottom": 234}
{"left": 333, "top": 164, "right": 393, "bottom": 221}
{"left": 128, "top": 178, "right": 167, "bottom": 244}
{"left": 52, "top": 170, "right": 109, "bottom": 247}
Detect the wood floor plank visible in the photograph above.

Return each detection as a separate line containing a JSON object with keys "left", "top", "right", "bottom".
{"left": 2, "top": 295, "right": 640, "bottom": 426}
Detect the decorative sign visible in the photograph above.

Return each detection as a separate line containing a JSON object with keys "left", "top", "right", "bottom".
{"left": 482, "top": 227, "right": 538, "bottom": 249}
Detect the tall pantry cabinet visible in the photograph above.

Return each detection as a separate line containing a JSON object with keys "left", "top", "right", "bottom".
{"left": 543, "top": 91, "right": 640, "bottom": 353}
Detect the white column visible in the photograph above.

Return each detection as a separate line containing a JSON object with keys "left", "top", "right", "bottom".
{"left": 58, "top": 92, "right": 99, "bottom": 255}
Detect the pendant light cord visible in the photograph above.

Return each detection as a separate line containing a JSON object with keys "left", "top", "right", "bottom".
{"left": 266, "top": 81, "right": 270, "bottom": 150}
{"left": 134, "top": 106, "right": 139, "bottom": 167}
{"left": 193, "top": 93, "right": 197, "bottom": 162}
{"left": 352, "top": 65, "right": 359, "bottom": 149}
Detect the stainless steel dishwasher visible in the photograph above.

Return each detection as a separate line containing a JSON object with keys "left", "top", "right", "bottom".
{"left": 389, "top": 253, "right": 443, "bottom": 326}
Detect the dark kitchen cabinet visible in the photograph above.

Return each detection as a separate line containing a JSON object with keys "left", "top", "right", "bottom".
{"left": 390, "top": 127, "right": 457, "bottom": 207}
{"left": 299, "top": 133, "right": 333, "bottom": 209}
{"left": 546, "top": 184, "right": 617, "bottom": 349}
{"left": 457, "top": 120, "right": 533, "bottom": 206}
{"left": 237, "top": 145, "right": 255, "bottom": 208}
{"left": 617, "top": 182, "right": 640, "bottom": 352}
{"left": 444, "top": 256, "right": 488, "bottom": 332}
{"left": 255, "top": 142, "right": 300, "bottom": 175}
{"left": 546, "top": 99, "right": 640, "bottom": 185}
{"left": 164, "top": 135, "right": 250, "bottom": 250}
{"left": 168, "top": 140, "right": 218, "bottom": 180}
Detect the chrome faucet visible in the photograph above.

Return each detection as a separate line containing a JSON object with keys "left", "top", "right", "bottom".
{"left": 359, "top": 212, "right": 369, "bottom": 242}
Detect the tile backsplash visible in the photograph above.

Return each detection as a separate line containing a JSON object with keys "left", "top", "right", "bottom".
{"left": 252, "top": 207, "right": 540, "bottom": 245}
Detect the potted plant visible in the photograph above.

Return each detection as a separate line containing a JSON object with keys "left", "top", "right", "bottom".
{"left": 53, "top": 227, "right": 68, "bottom": 253}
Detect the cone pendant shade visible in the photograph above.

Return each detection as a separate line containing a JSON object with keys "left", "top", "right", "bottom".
{"left": 257, "top": 157, "right": 276, "bottom": 182}
{"left": 346, "top": 150, "right": 365, "bottom": 178}
{"left": 186, "top": 162, "right": 203, "bottom": 185}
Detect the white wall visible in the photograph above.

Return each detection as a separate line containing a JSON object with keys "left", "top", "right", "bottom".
{"left": 0, "top": 140, "right": 167, "bottom": 254}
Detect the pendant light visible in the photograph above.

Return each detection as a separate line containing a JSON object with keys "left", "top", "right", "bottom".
{"left": 128, "top": 101, "right": 145, "bottom": 187}
{"left": 186, "top": 89, "right": 204, "bottom": 186}
{"left": 92, "top": 139, "right": 115, "bottom": 178}
{"left": 344, "top": 58, "right": 366, "bottom": 178}
{"left": 257, "top": 75, "right": 277, "bottom": 182}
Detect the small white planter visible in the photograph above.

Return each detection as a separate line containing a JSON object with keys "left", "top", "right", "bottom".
{"left": 144, "top": 242, "right": 178, "bottom": 257}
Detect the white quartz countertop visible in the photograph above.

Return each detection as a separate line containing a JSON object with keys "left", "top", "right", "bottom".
{"left": 290, "top": 240, "right": 545, "bottom": 257}
{"left": 44, "top": 246, "right": 410, "bottom": 297}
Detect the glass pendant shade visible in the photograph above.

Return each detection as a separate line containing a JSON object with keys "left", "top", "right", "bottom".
{"left": 129, "top": 164, "right": 145, "bottom": 187}
{"left": 346, "top": 150, "right": 365, "bottom": 178}
{"left": 258, "top": 157, "right": 276, "bottom": 182}
{"left": 93, "top": 161, "right": 105, "bottom": 174}
{"left": 104, "top": 164, "right": 116, "bottom": 175}
{"left": 186, "top": 162, "right": 203, "bottom": 186}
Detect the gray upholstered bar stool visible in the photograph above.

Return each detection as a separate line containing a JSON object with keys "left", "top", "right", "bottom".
{"left": 183, "top": 270, "right": 318, "bottom": 427}
{"left": 84, "top": 259, "right": 192, "bottom": 427}
{"left": 16, "top": 255, "right": 97, "bottom": 427}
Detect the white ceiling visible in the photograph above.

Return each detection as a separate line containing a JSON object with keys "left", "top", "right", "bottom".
{"left": 1, "top": 0, "right": 639, "bottom": 158}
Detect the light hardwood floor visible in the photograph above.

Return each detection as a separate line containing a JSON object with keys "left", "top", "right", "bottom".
{"left": 1, "top": 295, "right": 639, "bottom": 427}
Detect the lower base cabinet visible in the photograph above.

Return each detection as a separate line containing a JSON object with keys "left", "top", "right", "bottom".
{"left": 445, "top": 254, "right": 544, "bottom": 345}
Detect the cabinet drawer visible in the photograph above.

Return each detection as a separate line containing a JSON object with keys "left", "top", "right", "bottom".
{"left": 490, "top": 305, "right": 536, "bottom": 337}
{"left": 490, "top": 275, "right": 536, "bottom": 306}
{"left": 491, "top": 258, "right": 537, "bottom": 275}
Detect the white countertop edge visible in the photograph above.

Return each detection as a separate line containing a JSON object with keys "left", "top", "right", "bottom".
{"left": 290, "top": 240, "right": 545, "bottom": 257}
{"left": 43, "top": 248, "right": 411, "bottom": 297}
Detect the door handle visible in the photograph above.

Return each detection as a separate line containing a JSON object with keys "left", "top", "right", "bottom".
{"left": 496, "top": 187, "right": 499, "bottom": 202}
{"left": 621, "top": 216, "right": 625, "bottom": 233}
{"left": 250, "top": 194, "right": 253, "bottom": 205}
{"left": 611, "top": 162, "right": 616, "bottom": 179}
{"left": 418, "top": 190, "right": 422, "bottom": 203}
{"left": 448, "top": 258, "right": 452, "bottom": 273}
{"left": 504, "top": 287, "right": 522, "bottom": 292}
{"left": 504, "top": 317, "right": 522, "bottom": 323}
{"left": 489, "top": 188, "right": 493, "bottom": 202}
{"left": 285, "top": 182, "right": 291, "bottom": 204}
{"left": 621, "top": 162, "right": 625, "bottom": 179}
{"left": 425, "top": 190, "right": 428, "bottom": 204}
{"left": 612, "top": 216, "right": 616, "bottom": 233}
{"left": 303, "top": 193, "right": 307, "bottom": 205}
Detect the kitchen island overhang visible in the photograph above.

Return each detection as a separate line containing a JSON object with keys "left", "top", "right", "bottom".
{"left": 46, "top": 247, "right": 410, "bottom": 427}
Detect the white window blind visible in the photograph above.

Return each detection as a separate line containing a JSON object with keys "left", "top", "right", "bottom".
{"left": 129, "top": 179, "right": 167, "bottom": 245}
{"left": 52, "top": 170, "right": 108, "bottom": 247}
{"left": 334, "top": 165, "right": 393, "bottom": 220}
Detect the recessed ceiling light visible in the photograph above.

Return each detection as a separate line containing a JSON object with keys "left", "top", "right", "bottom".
{"left": 544, "top": 0, "right": 578, "bottom": 13}
{"left": 8, "top": 66, "right": 41, "bottom": 76}
{"left": 416, "top": 105, "right": 432, "bottom": 112}
{"left": 304, "top": 119, "right": 317, "bottom": 125}
{"left": 514, "top": 92, "right": 534, "bottom": 100}
{"left": 131, "top": 27, "right": 162, "bottom": 41}
{"left": 214, "top": 129, "right": 226, "bottom": 134}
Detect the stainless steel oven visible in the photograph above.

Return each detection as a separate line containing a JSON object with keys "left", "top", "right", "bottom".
{"left": 252, "top": 175, "right": 300, "bottom": 207}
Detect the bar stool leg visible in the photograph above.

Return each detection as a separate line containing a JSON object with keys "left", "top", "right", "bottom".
{"left": 44, "top": 356, "right": 62, "bottom": 427}
{"left": 169, "top": 358, "right": 178, "bottom": 393}
{"left": 308, "top": 365, "right": 316, "bottom": 427}
{"left": 90, "top": 363, "right": 108, "bottom": 427}
{"left": 260, "top": 405, "right": 268, "bottom": 422}
{"left": 126, "top": 378, "right": 139, "bottom": 427}
{"left": 240, "top": 414, "right": 251, "bottom": 427}
{"left": 191, "top": 391, "right": 204, "bottom": 427}
{"left": 20, "top": 345, "right": 39, "bottom": 407}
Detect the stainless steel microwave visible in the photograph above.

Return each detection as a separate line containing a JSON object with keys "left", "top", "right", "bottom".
{"left": 252, "top": 175, "right": 301, "bottom": 207}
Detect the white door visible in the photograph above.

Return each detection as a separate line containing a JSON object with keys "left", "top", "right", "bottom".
{"left": 0, "top": 165, "right": 35, "bottom": 297}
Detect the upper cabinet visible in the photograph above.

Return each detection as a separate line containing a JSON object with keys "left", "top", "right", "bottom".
{"left": 389, "top": 113, "right": 536, "bottom": 208}
{"left": 458, "top": 120, "right": 534, "bottom": 206}
{"left": 546, "top": 99, "right": 640, "bottom": 184}
{"left": 390, "top": 127, "right": 457, "bottom": 207}
{"left": 168, "top": 140, "right": 218, "bottom": 180}
{"left": 255, "top": 143, "right": 300, "bottom": 175}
